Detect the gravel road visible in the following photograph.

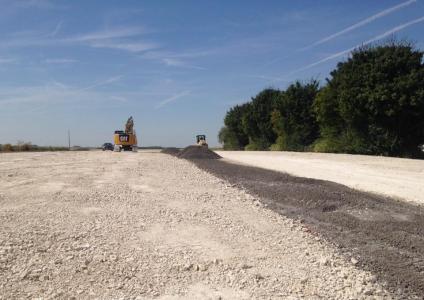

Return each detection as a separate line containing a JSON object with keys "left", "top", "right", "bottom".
{"left": 194, "top": 158, "right": 424, "bottom": 299}
{"left": 215, "top": 151, "right": 424, "bottom": 205}
{"left": 0, "top": 151, "right": 392, "bottom": 299}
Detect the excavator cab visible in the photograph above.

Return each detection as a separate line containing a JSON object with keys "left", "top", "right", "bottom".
{"left": 196, "top": 135, "right": 208, "bottom": 147}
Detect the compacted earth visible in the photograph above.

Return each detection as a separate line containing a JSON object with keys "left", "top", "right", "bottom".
{"left": 0, "top": 151, "right": 419, "bottom": 299}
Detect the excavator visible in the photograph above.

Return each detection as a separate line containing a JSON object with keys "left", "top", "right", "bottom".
{"left": 114, "top": 116, "right": 138, "bottom": 152}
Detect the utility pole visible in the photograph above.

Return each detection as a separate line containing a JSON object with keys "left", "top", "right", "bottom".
{"left": 68, "top": 129, "right": 71, "bottom": 150}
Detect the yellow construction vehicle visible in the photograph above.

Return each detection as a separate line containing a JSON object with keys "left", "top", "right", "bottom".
{"left": 114, "top": 116, "right": 138, "bottom": 152}
{"left": 196, "top": 135, "right": 208, "bottom": 148}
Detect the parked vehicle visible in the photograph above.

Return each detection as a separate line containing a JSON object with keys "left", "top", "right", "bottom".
{"left": 102, "top": 143, "right": 114, "bottom": 151}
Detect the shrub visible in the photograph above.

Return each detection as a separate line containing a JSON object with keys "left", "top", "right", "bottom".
{"left": 2, "top": 144, "right": 14, "bottom": 152}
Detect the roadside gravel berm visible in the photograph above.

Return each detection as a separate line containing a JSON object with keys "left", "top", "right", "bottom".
{"left": 177, "top": 145, "right": 221, "bottom": 159}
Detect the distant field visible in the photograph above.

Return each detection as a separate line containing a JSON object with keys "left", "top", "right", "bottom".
{"left": 0, "top": 144, "right": 69, "bottom": 152}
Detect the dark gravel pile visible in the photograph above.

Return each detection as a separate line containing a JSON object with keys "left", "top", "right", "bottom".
{"left": 177, "top": 146, "right": 221, "bottom": 159}
{"left": 193, "top": 158, "right": 424, "bottom": 298}
{"left": 161, "top": 148, "right": 181, "bottom": 156}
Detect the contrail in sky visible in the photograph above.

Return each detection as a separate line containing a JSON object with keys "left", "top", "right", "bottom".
{"left": 301, "top": 0, "right": 417, "bottom": 50}
{"left": 293, "top": 15, "right": 424, "bottom": 74}
{"left": 155, "top": 91, "right": 191, "bottom": 109}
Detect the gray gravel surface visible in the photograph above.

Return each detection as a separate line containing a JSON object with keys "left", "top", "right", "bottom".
{"left": 0, "top": 151, "right": 393, "bottom": 299}
{"left": 193, "top": 158, "right": 424, "bottom": 299}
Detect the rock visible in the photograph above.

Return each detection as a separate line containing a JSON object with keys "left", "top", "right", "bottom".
{"left": 19, "top": 270, "right": 29, "bottom": 280}
{"left": 75, "top": 243, "right": 90, "bottom": 251}
{"left": 368, "top": 275, "right": 378, "bottom": 283}
{"left": 182, "top": 263, "right": 193, "bottom": 271}
{"left": 239, "top": 263, "right": 253, "bottom": 270}
{"left": 254, "top": 274, "right": 264, "bottom": 281}
{"left": 351, "top": 257, "right": 359, "bottom": 265}
{"left": 300, "top": 277, "right": 308, "bottom": 284}
{"left": 93, "top": 255, "right": 105, "bottom": 262}
{"left": 319, "top": 257, "right": 330, "bottom": 266}
{"left": 109, "top": 255, "right": 118, "bottom": 262}
{"left": 364, "top": 288, "right": 373, "bottom": 296}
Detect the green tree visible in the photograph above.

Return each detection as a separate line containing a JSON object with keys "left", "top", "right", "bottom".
{"left": 218, "top": 126, "right": 238, "bottom": 150}
{"left": 314, "top": 42, "right": 424, "bottom": 157}
{"left": 219, "top": 103, "right": 250, "bottom": 150}
{"left": 271, "top": 81, "right": 320, "bottom": 151}
{"left": 2, "top": 144, "right": 14, "bottom": 152}
{"left": 242, "top": 89, "right": 280, "bottom": 150}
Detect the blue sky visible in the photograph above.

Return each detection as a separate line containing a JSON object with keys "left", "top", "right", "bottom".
{"left": 0, "top": 0, "right": 423, "bottom": 147}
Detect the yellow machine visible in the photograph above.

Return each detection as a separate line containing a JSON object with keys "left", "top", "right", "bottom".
{"left": 114, "top": 117, "right": 138, "bottom": 152}
{"left": 196, "top": 135, "right": 208, "bottom": 147}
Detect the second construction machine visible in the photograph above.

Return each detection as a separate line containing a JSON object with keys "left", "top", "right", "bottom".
{"left": 196, "top": 135, "right": 208, "bottom": 148}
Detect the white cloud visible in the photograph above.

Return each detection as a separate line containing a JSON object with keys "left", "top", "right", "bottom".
{"left": 49, "top": 21, "right": 63, "bottom": 37}
{"left": 110, "top": 96, "right": 127, "bottom": 103}
{"left": 162, "top": 58, "right": 206, "bottom": 70}
{"left": 246, "top": 74, "right": 288, "bottom": 83}
{"left": 90, "top": 40, "right": 158, "bottom": 53}
{"left": 0, "top": 58, "right": 17, "bottom": 64}
{"left": 0, "top": 77, "right": 125, "bottom": 107}
{"left": 155, "top": 91, "right": 191, "bottom": 109}
{"left": 302, "top": 0, "right": 417, "bottom": 50}
{"left": 43, "top": 58, "right": 77, "bottom": 64}
{"left": 1, "top": 26, "right": 157, "bottom": 53}
{"left": 294, "top": 15, "right": 424, "bottom": 73}
{"left": 61, "top": 27, "right": 158, "bottom": 53}
{"left": 142, "top": 48, "right": 217, "bottom": 61}
{"left": 12, "top": 0, "right": 56, "bottom": 9}
{"left": 78, "top": 75, "right": 123, "bottom": 92}
{"left": 162, "top": 58, "right": 184, "bottom": 66}
{"left": 64, "top": 27, "right": 144, "bottom": 43}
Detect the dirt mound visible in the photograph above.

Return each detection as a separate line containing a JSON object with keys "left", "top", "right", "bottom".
{"left": 161, "top": 147, "right": 181, "bottom": 156}
{"left": 177, "top": 146, "right": 221, "bottom": 159}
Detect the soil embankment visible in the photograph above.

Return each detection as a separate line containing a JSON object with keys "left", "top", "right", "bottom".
{"left": 162, "top": 146, "right": 221, "bottom": 159}
{"left": 193, "top": 158, "right": 424, "bottom": 298}
{"left": 160, "top": 147, "right": 180, "bottom": 156}
{"left": 177, "top": 146, "right": 221, "bottom": 159}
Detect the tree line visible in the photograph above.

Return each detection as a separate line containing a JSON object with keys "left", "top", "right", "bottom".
{"left": 219, "top": 42, "right": 424, "bottom": 158}
{"left": 0, "top": 142, "right": 70, "bottom": 152}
